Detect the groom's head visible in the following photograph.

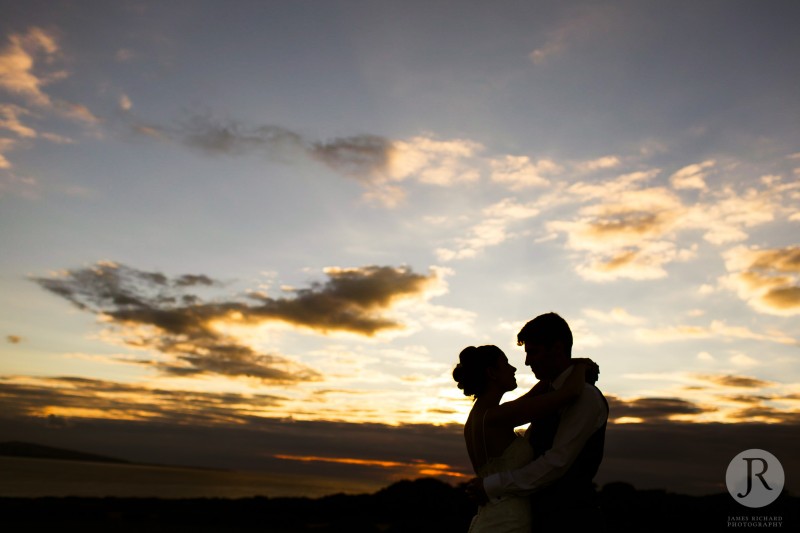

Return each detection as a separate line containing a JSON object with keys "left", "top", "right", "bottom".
{"left": 518, "top": 312, "right": 572, "bottom": 382}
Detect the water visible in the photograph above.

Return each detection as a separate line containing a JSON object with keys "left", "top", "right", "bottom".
{"left": 0, "top": 456, "right": 378, "bottom": 499}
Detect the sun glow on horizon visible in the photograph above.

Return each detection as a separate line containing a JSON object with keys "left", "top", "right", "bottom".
{"left": 273, "top": 454, "right": 470, "bottom": 480}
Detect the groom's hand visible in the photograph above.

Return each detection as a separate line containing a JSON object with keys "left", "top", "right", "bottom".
{"left": 464, "top": 477, "right": 489, "bottom": 505}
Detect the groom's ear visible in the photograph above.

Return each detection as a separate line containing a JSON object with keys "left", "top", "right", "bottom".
{"left": 552, "top": 341, "right": 567, "bottom": 358}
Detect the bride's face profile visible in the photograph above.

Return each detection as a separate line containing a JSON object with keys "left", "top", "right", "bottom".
{"left": 490, "top": 355, "right": 517, "bottom": 393}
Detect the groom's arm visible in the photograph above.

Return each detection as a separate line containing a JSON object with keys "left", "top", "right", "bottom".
{"left": 482, "top": 385, "right": 607, "bottom": 500}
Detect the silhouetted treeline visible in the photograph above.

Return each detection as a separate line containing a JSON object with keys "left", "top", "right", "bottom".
{"left": 1, "top": 478, "right": 795, "bottom": 532}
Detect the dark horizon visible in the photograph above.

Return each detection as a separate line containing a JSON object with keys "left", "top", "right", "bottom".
{"left": 2, "top": 414, "right": 798, "bottom": 498}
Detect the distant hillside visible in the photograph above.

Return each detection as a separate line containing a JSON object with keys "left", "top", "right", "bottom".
{"left": 0, "top": 478, "right": 796, "bottom": 532}
{"left": 0, "top": 441, "right": 130, "bottom": 464}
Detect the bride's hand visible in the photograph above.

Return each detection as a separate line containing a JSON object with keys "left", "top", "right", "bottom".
{"left": 571, "top": 358, "right": 599, "bottom": 385}
{"left": 562, "top": 364, "right": 587, "bottom": 397}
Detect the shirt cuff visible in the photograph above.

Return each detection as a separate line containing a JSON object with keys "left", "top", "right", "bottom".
{"left": 482, "top": 472, "right": 504, "bottom": 502}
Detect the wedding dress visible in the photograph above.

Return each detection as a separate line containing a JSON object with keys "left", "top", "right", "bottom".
{"left": 468, "top": 434, "right": 534, "bottom": 533}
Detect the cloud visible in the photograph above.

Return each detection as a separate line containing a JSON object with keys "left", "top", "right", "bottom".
{"left": 0, "top": 27, "right": 99, "bottom": 175}
{"left": 40, "top": 132, "right": 74, "bottom": 144}
{"left": 669, "top": 160, "right": 714, "bottom": 190}
{"left": 0, "top": 375, "right": 286, "bottom": 425}
{"left": 683, "top": 184, "right": 786, "bottom": 245}
{"left": 386, "top": 136, "right": 483, "bottom": 186}
{"left": 620, "top": 371, "right": 800, "bottom": 424}
{"left": 634, "top": 319, "right": 796, "bottom": 345}
{"left": 118, "top": 94, "right": 132, "bottom": 111}
{"left": 53, "top": 101, "right": 100, "bottom": 124}
{"left": 582, "top": 307, "right": 645, "bottom": 326}
{"left": 697, "top": 351, "right": 714, "bottom": 361}
{"left": 729, "top": 352, "right": 759, "bottom": 367}
{"left": 247, "top": 265, "right": 446, "bottom": 335}
{"left": 695, "top": 374, "right": 773, "bottom": 389}
{"left": 547, "top": 166, "right": 795, "bottom": 281}
{"left": 0, "top": 165, "right": 39, "bottom": 197}
{"left": 489, "top": 155, "right": 559, "bottom": 189}
{"left": 273, "top": 453, "right": 467, "bottom": 480}
{"left": 33, "top": 262, "right": 316, "bottom": 383}
{"left": 436, "top": 197, "right": 541, "bottom": 261}
{"left": 0, "top": 28, "right": 96, "bottom": 123}
{"left": 574, "top": 155, "right": 621, "bottom": 173}
{"left": 0, "top": 104, "right": 37, "bottom": 137}
{"left": 576, "top": 242, "right": 695, "bottom": 281}
{"left": 529, "top": 40, "right": 566, "bottom": 66}
{"left": 0, "top": 398, "right": 474, "bottom": 490}
{"left": 33, "top": 262, "right": 447, "bottom": 381}
{"left": 181, "top": 119, "right": 479, "bottom": 187}
{"left": 547, "top": 170, "right": 691, "bottom": 280}
{"left": 528, "top": 5, "right": 616, "bottom": 66}
{"left": 0, "top": 27, "right": 59, "bottom": 106}
{"left": 0, "top": 138, "right": 14, "bottom": 169}
{"left": 150, "top": 116, "right": 482, "bottom": 206}
{"left": 720, "top": 245, "right": 800, "bottom": 316}
{"left": 3, "top": 393, "right": 798, "bottom": 495}
{"left": 606, "top": 395, "right": 711, "bottom": 422}
{"left": 310, "top": 134, "right": 393, "bottom": 182}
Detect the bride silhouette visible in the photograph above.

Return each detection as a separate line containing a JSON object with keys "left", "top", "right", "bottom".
{"left": 453, "top": 345, "right": 596, "bottom": 532}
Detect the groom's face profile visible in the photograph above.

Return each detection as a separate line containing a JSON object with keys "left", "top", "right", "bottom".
{"left": 524, "top": 341, "right": 566, "bottom": 382}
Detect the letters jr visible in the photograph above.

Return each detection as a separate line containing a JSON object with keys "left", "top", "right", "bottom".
{"left": 737, "top": 457, "right": 772, "bottom": 499}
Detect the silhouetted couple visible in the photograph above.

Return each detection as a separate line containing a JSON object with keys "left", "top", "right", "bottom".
{"left": 454, "top": 312, "right": 608, "bottom": 533}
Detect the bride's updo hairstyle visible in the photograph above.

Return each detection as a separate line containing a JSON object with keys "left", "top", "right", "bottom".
{"left": 453, "top": 345, "right": 505, "bottom": 398}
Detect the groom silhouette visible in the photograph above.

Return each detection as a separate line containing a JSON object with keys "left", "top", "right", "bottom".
{"left": 466, "top": 312, "right": 609, "bottom": 531}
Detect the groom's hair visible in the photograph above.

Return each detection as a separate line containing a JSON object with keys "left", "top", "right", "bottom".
{"left": 517, "top": 312, "right": 573, "bottom": 356}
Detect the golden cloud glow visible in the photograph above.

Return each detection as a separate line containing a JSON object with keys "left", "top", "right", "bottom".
{"left": 387, "top": 136, "right": 483, "bottom": 186}
{"left": 547, "top": 167, "right": 796, "bottom": 281}
{"left": 613, "top": 417, "right": 644, "bottom": 424}
{"left": 0, "top": 27, "right": 59, "bottom": 106}
{"left": 617, "top": 372, "right": 800, "bottom": 423}
{"left": 721, "top": 245, "right": 800, "bottom": 315}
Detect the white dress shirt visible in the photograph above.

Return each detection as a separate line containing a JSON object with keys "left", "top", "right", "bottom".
{"left": 483, "top": 365, "right": 608, "bottom": 501}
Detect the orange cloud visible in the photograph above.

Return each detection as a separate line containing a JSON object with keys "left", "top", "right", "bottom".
{"left": 0, "top": 27, "right": 59, "bottom": 106}
{"left": 547, "top": 167, "right": 796, "bottom": 281}
{"left": 274, "top": 454, "right": 468, "bottom": 479}
{"left": 721, "top": 245, "right": 800, "bottom": 316}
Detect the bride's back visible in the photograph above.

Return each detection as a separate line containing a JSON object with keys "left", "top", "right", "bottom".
{"left": 464, "top": 407, "right": 525, "bottom": 475}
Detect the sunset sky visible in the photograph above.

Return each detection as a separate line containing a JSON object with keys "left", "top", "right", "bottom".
{"left": 1, "top": 1, "right": 798, "bottom": 495}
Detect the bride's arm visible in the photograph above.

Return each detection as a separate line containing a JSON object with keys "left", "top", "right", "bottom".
{"left": 514, "top": 379, "right": 549, "bottom": 400}
{"left": 485, "top": 364, "right": 589, "bottom": 428}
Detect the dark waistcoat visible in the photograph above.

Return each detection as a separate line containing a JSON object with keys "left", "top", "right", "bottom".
{"left": 529, "top": 384, "right": 608, "bottom": 521}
